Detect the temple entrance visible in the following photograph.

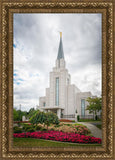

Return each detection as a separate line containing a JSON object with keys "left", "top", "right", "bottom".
{"left": 41, "top": 107, "right": 63, "bottom": 119}
{"left": 51, "top": 109, "right": 57, "bottom": 115}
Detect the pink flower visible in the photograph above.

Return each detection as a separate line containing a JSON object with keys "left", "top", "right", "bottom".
{"left": 13, "top": 131, "right": 101, "bottom": 144}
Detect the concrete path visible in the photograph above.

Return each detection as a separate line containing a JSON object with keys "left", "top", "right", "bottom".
{"left": 77, "top": 122, "right": 102, "bottom": 139}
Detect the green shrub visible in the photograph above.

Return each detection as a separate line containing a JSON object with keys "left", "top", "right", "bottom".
{"left": 14, "top": 127, "right": 22, "bottom": 133}
{"left": 21, "top": 123, "right": 28, "bottom": 128}
{"left": 64, "top": 124, "right": 71, "bottom": 126}
{"left": 26, "top": 128, "right": 35, "bottom": 132}
{"left": 23, "top": 126, "right": 29, "bottom": 131}
{"left": 22, "top": 124, "right": 33, "bottom": 132}
{"left": 30, "top": 111, "right": 60, "bottom": 131}
{"left": 77, "top": 115, "right": 80, "bottom": 121}
{"left": 54, "top": 124, "right": 60, "bottom": 128}
{"left": 30, "top": 111, "right": 46, "bottom": 125}
{"left": 50, "top": 128, "right": 55, "bottom": 131}
{"left": 35, "top": 125, "right": 42, "bottom": 131}
{"left": 40, "top": 128, "right": 47, "bottom": 131}
{"left": 14, "top": 126, "right": 18, "bottom": 130}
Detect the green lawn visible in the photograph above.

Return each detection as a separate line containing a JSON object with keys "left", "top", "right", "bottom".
{"left": 13, "top": 138, "right": 101, "bottom": 147}
{"left": 78, "top": 119, "right": 101, "bottom": 122}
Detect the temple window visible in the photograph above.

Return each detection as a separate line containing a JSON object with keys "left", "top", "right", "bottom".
{"left": 81, "top": 99, "right": 85, "bottom": 117}
{"left": 43, "top": 102, "right": 46, "bottom": 107}
{"left": 67, "top": 78, "right": 69, "bottom": 84}
{"left": 55, "top": 77, "right": 59, "bottom": 106}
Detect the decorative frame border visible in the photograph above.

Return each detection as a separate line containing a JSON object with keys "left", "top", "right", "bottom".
{"left": 0, "top": 0, "right": 114, "bottom": 159}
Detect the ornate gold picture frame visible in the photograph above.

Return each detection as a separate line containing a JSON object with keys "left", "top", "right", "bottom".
{"left": 0, "top": 0, "right": 114, "bottom": 159}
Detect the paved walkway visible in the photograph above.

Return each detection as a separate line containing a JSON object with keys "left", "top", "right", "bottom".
{"left": 77, "top": 122, "right": 102, "bottom": 139}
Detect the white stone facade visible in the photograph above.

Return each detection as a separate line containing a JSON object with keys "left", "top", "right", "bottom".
{"left": 38, "top": 33, "right": 99, "bottom": 119}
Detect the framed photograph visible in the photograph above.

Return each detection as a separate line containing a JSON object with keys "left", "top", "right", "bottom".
{"left": 0, "top": 0, "right": 114, "bottom": 159}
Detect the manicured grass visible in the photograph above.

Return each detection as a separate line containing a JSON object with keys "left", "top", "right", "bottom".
{"left": 78, "top": 119, "right": 101, "bottom": 122}
{"left": 13, "top": 138, "right": 101, "bottom": 147}
{"left": 74, "top": 123, "right": 88, "bottom": 127}
{"left": 96, "top": 124, "right": 102, "bottom": 129}
{"left": 61, "top": 123, "right": 89, "bottom": 128}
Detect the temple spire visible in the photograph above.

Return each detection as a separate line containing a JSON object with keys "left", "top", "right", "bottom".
{"left": 57, "top": 32, "right": 64, "bottom": 60}
{"left": 60, "top": 32, "right": 62, "bottom": 38}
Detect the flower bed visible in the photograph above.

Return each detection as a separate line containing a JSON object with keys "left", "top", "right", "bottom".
{"left": 14, "top": 131, "right": 101, "bottom": 144}
{"left": 59, "top": 119, "right": 73, "bottom": 122}
{"left": 14, "top": 121, "right": 30, "bottom": 124}
{"left": 48, "top": 123, "right": 90, "bottom": 135}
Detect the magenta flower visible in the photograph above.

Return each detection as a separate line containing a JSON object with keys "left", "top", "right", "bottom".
{"left": 13, "top": 131, "right": 102, "bottom": 144}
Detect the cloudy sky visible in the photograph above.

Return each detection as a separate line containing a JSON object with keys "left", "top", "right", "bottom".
{"left": 13, "top": 13, "right": 102, "bottom": 111}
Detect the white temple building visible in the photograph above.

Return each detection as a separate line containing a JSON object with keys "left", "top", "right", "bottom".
{"left": 38, "top": 33, "right": 97, "bottom": 119}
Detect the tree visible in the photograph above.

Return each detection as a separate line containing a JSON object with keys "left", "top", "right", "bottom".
{"left": 13, "top": 108, "right": 19, "bottom": 121}
{"left": 45, "top": 112, "right": 59, "bottom": 130}
{"left": 86, "top": 97, "right": 102, "bottom": 120}
{"left": 28, "top": 108, "right": 39, "bottom": 119}
{"left": 13, "top": 108, "right": 28, "bottom": 121}
{"left": 30, "top": 111, "right": 46, "bottom": 126}
{"left": 30, "top": 111, "right": 60, "bottom": 130}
